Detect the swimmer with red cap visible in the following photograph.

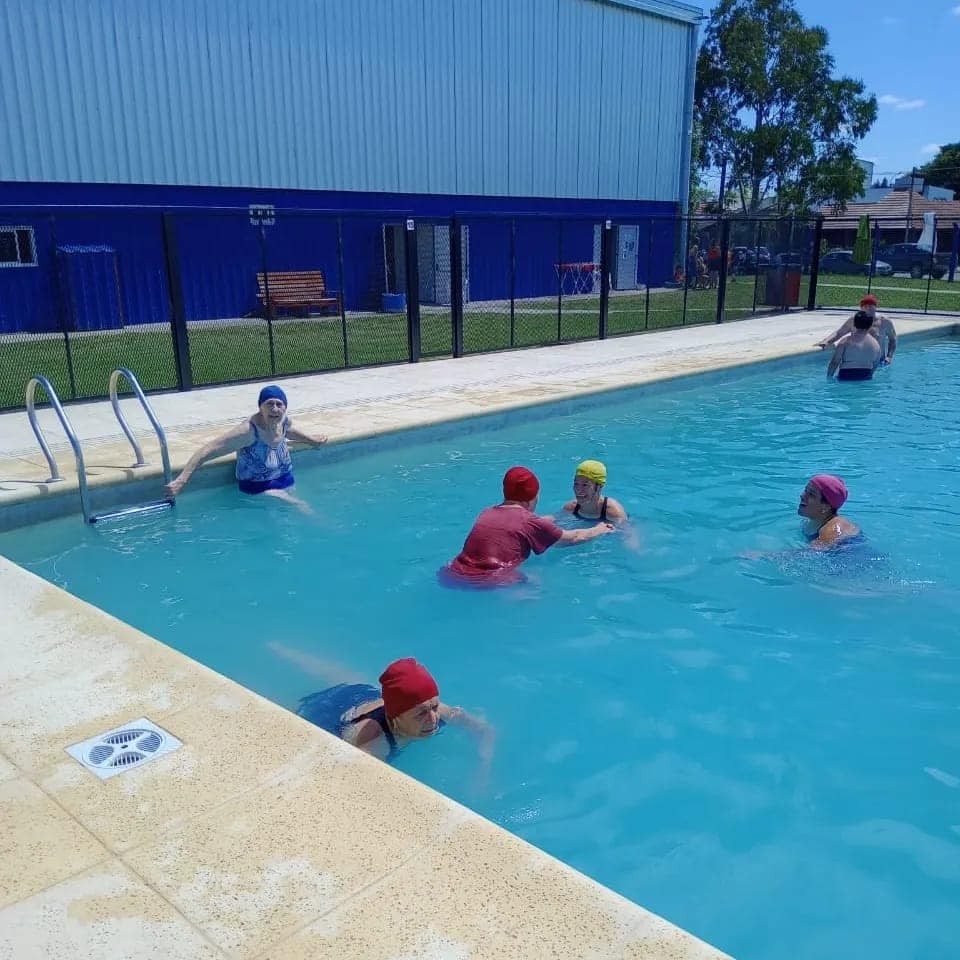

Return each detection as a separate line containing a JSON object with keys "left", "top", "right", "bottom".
{"left": 798, "top": 474, "right": 860, "bottom": 549}
{"left": 442, "top": 465, "right": 615, "bottom": 585}
{"left": 816, "top": 294, "right": 897, "bottom": 365}
{"left": 164, "top": 384, "right": 328, "bottom": 511}
{"left": 298, "top": 657, "right": 494, "bottom": 763}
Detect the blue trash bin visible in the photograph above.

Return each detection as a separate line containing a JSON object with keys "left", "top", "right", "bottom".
{"left": 381, "top": 292, "right": 407, "bottom": 313}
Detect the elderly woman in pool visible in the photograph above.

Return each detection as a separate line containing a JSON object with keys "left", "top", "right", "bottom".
{"left": 296, "top": 657, "right": 494, "bottom": 765}
{"left": 163, "top": 385, "right": 327, "bottom": 510}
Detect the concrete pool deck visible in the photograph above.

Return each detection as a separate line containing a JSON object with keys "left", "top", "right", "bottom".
{"left": 0, "top": 309, "right": 956, "bottom": 959}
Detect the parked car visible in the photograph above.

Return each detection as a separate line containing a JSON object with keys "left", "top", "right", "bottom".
{"left": 877, "top": 243, "right": 948, "bottom": 279}
{"left": 819, "top": 249, "right": 893, "bottom": 277}
{"left": 774, "top": 251, "right": 811, "bottom": 272}
{"left": 731, "top": 245, "right": 772, "bottom": 273}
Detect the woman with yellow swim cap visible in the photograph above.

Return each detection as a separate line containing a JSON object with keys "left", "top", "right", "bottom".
{"left": 562, "top": 460, "right": 628, "bottom": 523}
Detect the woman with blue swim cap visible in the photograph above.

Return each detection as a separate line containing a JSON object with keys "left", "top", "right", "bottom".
{"left": 164, "top": 384, "right": 327, "bottom": 511}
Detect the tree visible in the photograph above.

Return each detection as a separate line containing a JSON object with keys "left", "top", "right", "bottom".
{"left": 688, "top": 120, "right": 712, "bottom": 215}
{"left": 695, "top": 0, "right": 877, "bottom": 214}
{"left": 918, "top": 143, "right": 960, "bottom": 196}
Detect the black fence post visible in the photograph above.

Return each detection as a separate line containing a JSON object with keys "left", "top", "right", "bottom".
{"left": 257, "top": 225, "right": 276, "bottom": 376}
{"left": 556, "top": 220, "right": 563, "bottom": 342}
{"left": 598, "top": 219, "right": 612, "bottom": 339}
{"left": 644, "top": 219, "right": 653, "bottom": 330}
{"left": 404, "top": 218, "right": 421, "bottom": 362}
{"left": 751, "top": 220, "right": 762, "bottom": 314}
{"left": 336, "top": 217, "right": 349, "bottom": 367}
{"left": 450, "top": 217, "right": 464, "bottom": 357}
{"left": 680, "top": 217, "right": 691, "bottom": 326}
{"left": 509, "top": 218, "right": 517, "bottom": 348}
{"left": 161, "top": 213, "right": 193, "bottom": 392}
{"left": 806, "top": 215, "right": 823, "bottom": 311}
{"left": 715, "top": 217, "right": 731, "bottom": 324}
{"left": 48, "top": 215, "right": 77, "bottom": 400}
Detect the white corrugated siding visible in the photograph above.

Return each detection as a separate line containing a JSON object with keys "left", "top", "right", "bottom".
{"left": 0, "top": 0, "right": 696, "bottom": 201}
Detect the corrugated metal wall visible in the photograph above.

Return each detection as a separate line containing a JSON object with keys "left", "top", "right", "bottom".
{"left": 0, "top": 0, "right": 695, "bottom": 202}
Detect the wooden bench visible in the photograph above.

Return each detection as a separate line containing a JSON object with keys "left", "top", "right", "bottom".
{"left": 256, "top": 270, "right": 340, "bottom": 316}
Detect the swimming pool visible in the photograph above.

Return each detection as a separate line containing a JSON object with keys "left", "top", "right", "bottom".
{"left": 2, "top": 337, "right": 958, "bottom": 960}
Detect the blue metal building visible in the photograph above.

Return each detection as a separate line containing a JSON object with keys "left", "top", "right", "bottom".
{"left": 0, "top": 0, "right": 701, "bottom": 334}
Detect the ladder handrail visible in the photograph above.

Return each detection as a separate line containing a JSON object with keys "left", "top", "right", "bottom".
{"left": 108, "top": 367, "right": 172, "bottom": 484}
{"left": 25, "top": 375, "right": 92, "bottom": 522}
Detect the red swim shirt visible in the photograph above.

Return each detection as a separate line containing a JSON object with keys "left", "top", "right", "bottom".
{"left": 446, "top": 505, "right": 563, "bottom": 581}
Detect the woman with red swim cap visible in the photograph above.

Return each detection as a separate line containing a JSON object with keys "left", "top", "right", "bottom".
{"left": 442, "top": 465, "right": 615, "bottom": 585}
{"left": 296, "top": 657, "right": 493, "bottom": 763}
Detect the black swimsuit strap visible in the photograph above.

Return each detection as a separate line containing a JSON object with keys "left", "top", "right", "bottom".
{"left": 573, "top": 497, "right": 607, "bottom": 520}
{"left": 353, "top": 705, "right": 398, "bottom": 752}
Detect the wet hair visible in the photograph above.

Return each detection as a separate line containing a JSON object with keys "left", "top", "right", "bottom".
{"left": 853, "top": 310, "right": 873, "bottom": 331}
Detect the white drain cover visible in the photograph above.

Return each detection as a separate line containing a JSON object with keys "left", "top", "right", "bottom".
{"left": 65, "top": 717, "right": 182, "bottom": 780}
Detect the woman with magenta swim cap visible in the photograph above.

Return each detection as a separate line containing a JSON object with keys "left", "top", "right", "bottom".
{"left": 296, "top": 657, "right": 494, "bottom": 764}
{"left": 164, "top": 384, "right": 327, "bottom": 511}
{"left": 798, "top": 474, "right": 860, "bottom": 549}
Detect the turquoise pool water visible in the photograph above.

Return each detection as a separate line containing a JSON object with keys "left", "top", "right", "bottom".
{"left": 3, "top": 338, "right": 960, "bottom": 960}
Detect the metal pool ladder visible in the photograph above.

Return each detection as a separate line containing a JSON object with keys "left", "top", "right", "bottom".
{"left": 25, "top": 368, "right": 174, "bottom": 524}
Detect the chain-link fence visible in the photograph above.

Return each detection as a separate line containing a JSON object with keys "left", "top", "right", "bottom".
{"left": 2, "top": 205, "right": 957, "bottom": 411}
{"left": 815, "top": 214, "right": 960, "bottom": 315}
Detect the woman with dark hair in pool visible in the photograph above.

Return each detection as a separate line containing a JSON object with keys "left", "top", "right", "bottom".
{"left": 163, "top": 385, "right": 327, "bottom": 510}
{"left": 295, "top": 656, "right": 494, "bottom": 765}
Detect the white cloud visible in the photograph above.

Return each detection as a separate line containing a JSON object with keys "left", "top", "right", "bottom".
{"left": 953, "top": 4, "right": 960, "bottom": 15}
{"left": 920, "top": 143, "right": 941, "bottom": 155}
{"left": 878, "top": 94, "right": 926, "bottom": 111}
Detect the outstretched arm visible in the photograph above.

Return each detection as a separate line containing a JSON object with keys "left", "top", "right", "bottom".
{"left": 287, "top": 422, "right": 329, "bottom": 446}
{"left": 826, "top": 341, "right": 845, "bottom": 378}
{"left": 883, "top": 319, "right": 897, "bottom": 363}
{"left": 440, "top": 704, "right": 495, "bottom": 765}
{"left": 817, "top": 317, "right": 853, "bottom": 348}
{"left": 556, "top": 522, "right": 615, "bottom": 547}
{"left": 164, "top": 421, "right": 252, "bottom": 498}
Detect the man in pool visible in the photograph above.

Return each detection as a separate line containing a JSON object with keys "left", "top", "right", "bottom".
{"left": 163, "top": 385, "right": 327, "bottom": 510}
{"left": 442, "top": 465, "right": 615, "bottom": 585}
{"left": 296, "top": 657, "right": 494, "bottom": 764}
{"left": 561, "top": 460, "right": 628, "bottom": 523}
{"left": 798, "top": 474, "right": 860, "bottom": 548}
{"left": 826, "top": 311, "right": 881, "bottom": 381}
{"left": 816, "top": 294, "right": 897, "bottom": 365}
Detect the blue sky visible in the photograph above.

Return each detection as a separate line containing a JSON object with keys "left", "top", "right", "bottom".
{"left": 700, "top": 0, "right": 960, "bottom": 183}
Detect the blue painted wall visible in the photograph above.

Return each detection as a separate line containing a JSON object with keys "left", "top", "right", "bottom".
{"left": 0, "top": 0, "right": 698, "bottom": 203}
{"left": 1, "top": 181, "right": 679, "bottom": 333}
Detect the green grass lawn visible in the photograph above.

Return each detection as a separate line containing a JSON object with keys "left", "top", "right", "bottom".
{"left": 3, "top": 274, "right": 955, "bottom": 411}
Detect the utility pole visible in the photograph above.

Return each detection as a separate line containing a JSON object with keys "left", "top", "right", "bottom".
{"left": 717, "top": 157, "right": 727, "bottom": 231}
{"left": 905, "top": 167, "right": 917, "bottom": 242}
